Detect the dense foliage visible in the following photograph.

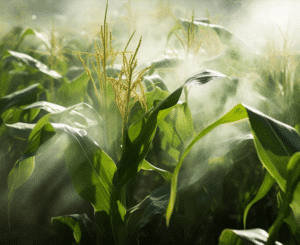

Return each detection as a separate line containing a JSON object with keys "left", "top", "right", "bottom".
{"left": 1, "top": 1, "right": 300, "bottom": 244}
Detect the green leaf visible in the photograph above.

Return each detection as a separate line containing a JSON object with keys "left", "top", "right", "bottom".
{"left": 4, "top": 50, "right": 62, "bottom": 79}
{"left": 166, "top": 102, "right": 300, "bottom": 226}
{"left": 8, "top": 120, "right": 118, "bottom": 215}
{"left": 52, "top": 214, "right": 100, "bottom": 245}
{"left": 60, "top": 124, "right": 117, "bottom": 214}
{"left": 166, "top": 103, "right": 247, "bottom": 226}
{"left": 7, "top": 156, "right": 35, "bottom": 230}
{"left": 184, "top": 69, "right": 227, "bottom": 85}
{"left": 0, "top": 83, "right": 43, "bottom": 115}
{"left": 117, "top": 70, "right": 227, "bottom": 188}
{"left": 58, "top": 72, "right": 90, "bottom": 106}
{"left": 126, "top": 185, "right": 170, "bottom": 235}
{"left": 148, "top": 56, "right": 183, "bottom": 75}
{"left": 6, "top": 122, "right": 35, "bottom": 140}
{"left": 24, "top": 101, "right": 66, "bottom": 114}
{"left": 139, "top": 159, "right": 172, "bottom": 182}
{"left": 243, "top": 172, "right": 275, "bottom": 229}
{"left": 128, "top": 86, "right": 169, "bottom": 125}
{"left": 143, "top": 75, "right": 168, "bottom": 92}
{"left": 219, "top": 228, "right": 283, "bottom": 245}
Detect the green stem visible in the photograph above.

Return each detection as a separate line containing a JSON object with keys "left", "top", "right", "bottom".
{"left": 266, "top": 205, "right": 290, "bottom": 245}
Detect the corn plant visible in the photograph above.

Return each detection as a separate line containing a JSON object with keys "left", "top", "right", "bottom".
{"left": 2, "top": 2, "right": 300, "bottom": 245}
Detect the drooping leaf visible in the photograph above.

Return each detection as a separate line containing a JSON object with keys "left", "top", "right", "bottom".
{"left": 24, "top": 101, "right": 66, "bottom": 114}
{"left": 148, "top": 56, "right": 183, "bottom": 75}
{"left": 166, "top": 103, "right": 300, "bottom": 226}
{"left": 139, "top": 159, "right": 172, "bottom": 182}
{"left": 219, "top": 228, "right": 283, "bottom": 245}
{"left": 8, "top": 120, "right": 118, "bottom": 218}
{"left": 6, "top": 122, "right": 35, "bottom": 140}
{"left": 184, "top": 69, "right": 227, "bottom": 85}
{"left": 59, "top": 123, "right": 117, "bottom": 214}
{"left": 126, "top": 185, "right": 170, "bottom": 235}
{"left": 52, "top": 214, "right": 100, "bottom": 245}
{"left": 0, "top": 83, "right": 43, "bottom": 115}
{"left": 4, "top": 50, "right": 62, "bottom": 79}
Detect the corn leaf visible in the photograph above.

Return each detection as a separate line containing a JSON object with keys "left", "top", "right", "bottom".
{"left": 0, "top": 83, "right": 43, "bottom": 115}
{"left": 243, "top": 172, "right": 275, "bottom": 229}
{"left": 116, "top": 70, "right": 227, "bottom": 188}
{"left": 52, "top": 214, "right": 100, "bottom": 245}
{"left": 4, "top": 50, "right": 62, "bottom": 79}
{"left": 166, "top": 103, "right": 300, "bottom": 226}
{"left": 219, "top": 228, "right": 283, "bottom": 245}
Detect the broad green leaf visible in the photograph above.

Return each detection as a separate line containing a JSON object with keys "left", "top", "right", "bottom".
{"left": 126, "top": 185, "right": 170, "bottom": 235}
{"left": 59, "top": 123, "right": 117, "bottom": 214}
{"left": 9, "top": 121, "right": 117, "bottom": 215}
{"left": 6, "top": 102, "right": 106, "bottom": 219}
{"left": 117, "top": 70, "right": 227, "bottom": 188}
{"left": 58, "top": 72, "right": 90, "bottom": 106}
{"left": 6, "top": 122, "right": 35, "bottom": 140}
{"left": 166, "top": 103, "right": 247, "bottom": 226}
{"left": 52, "top": 214, "right": 100, "bottom": 245}
{"left": 243, "top": 172, "right": 275, "bottom": 229}
{"left": 166, "top": 102, "right": 300, "bottom": 226}
{"left": 26, "top": 120, "right": 56, "bottom": 154}
{"left": 24, "top": 101, "right": 65, "bottom": 114}
{"left": 0, "top": 83, "right": 43, "bottom": 115}
{"left": 4, "top": 50, "right": 62, "bottom": 79}
{"left": 7, "top": 156, "right": 35, "bottom": 230}
{"left": 139, "top": 159, "right": 172, "bottom": 182}
{"left": 219, "top": 228, "right": 283, "bottom": 245}
{"left": 7, "top": 156, "right": 35, "bottom": 194}
{"left": 155, "top": 102, "right": 194, "bottom": 166}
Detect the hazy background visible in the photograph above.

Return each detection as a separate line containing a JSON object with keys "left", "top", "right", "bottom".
{"left": 1, "top": 0, "right": 300, "bottom": 243}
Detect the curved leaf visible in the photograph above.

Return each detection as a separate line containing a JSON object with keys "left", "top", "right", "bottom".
{"left": 24, "top": 101, "right": 65, "bottom": 114}
{"left": 143, "top": 75, "right": 168, "bottom": 92}
{"left": 6, "top": 122, "right": 35, "bottom": 140}
{"left": 166, "top": 103, "right": 300, "bottom": 226}
{"left": 52, "top": 214, "right": 100, "bottom": 245}
{"left": 148, "top": 56, "right": 183, "bottom": 75}
{"left": 0, "top": 83, "right": 43, "bottom": 115}
{"left": 166, "top": 103, "right": 247, "bottom": 226}
{"left": 219, "top": 228, "right": 283, "bottom": 245}
{"left": 7, "top": 156, "right": 35, "bottom": 230}
{"left": 5, "top": 50, "right": 62, "bottom": 79}
{"left": 117, "top": 70, "right": 228, "bottom": 188}
{"left": 58, "top": 123, "right": 117, "bottom": 214}
{"left": 139, "top": 159, "right": 172, "bottom": 182}
{"left": 243, "top": 172, "right": 275, "bottom": 229}
{"left": 126, "top": 185, "right": 170, "bottom": 235}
